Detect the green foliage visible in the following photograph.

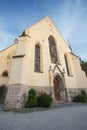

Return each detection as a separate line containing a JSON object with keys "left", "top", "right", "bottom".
{"left": 80, "top": 60, "right": 87, "bottom": 77}
{"left": 25, "top": 89, "right": 53, "bottom": 108}
{"left": 73, "top": 90, "right": 87, "bottom": 103}
{"left": 37, "top": 92, "right": 52, "bottom": 107}
{"left": 81, "top": 90, "right": 87, "bottom": 97}
{"left": 26, "top": 88, "right": 37, "bottom": 108}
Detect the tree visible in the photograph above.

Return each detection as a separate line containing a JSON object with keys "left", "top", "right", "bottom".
{"left": 80, "top": 60, "right": 87, "bottom": 77}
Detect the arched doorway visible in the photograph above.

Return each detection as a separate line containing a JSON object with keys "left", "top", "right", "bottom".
{"left": 53, "top": 74, "right": 64, "bottom": 101}
{"left": 0, "top": 85, "right": 7, "bottom": 103}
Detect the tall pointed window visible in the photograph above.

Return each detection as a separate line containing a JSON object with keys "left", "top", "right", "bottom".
{"left": 35, "top": 44, "right": 40, "bottom": 72}
{"left": 48, "top": 36, "right": 58, "bottom": 63}
{"left": 64, "top": 54, "right": 73, "bottom": 76}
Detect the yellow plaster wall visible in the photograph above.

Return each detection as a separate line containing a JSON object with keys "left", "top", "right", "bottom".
{"left": 73, "top": 57, "right": 87, "bottom": 88}
{"left": 1, "top": 16, "right": 87, "bottom": 90}
{"left": 0, "top": 43, "right": 18, "bottom": 85}
{"left": 10, "top": 16, "right": 75, "bottom": 88}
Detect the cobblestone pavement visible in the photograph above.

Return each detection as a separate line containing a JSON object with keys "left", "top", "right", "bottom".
{"left": 0, "top": 104, "right": 87, "bottom": 130}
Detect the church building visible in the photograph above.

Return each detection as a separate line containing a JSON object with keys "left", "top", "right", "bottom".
{"left": 0, "top": 16, "right": 87, "bottom": 110}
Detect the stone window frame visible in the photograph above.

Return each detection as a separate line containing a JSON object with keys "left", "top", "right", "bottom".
{"left": 48, "top": 35, "right": 60, "bottom": 64}
{"left": 64, "top": 53, "right": 73, "bottom": 76}
{"left": 34, "top": 44, "right": 41, "bottom": 72}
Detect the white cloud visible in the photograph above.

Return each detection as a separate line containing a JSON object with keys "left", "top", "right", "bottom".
{"left": 53, "top": 0, "right": 87, "bottom": 61}
{"left": 0, "top": 30, "right": 15, "bottom": 50}
{"left": 0, "top": 0, "right": 87, "bottom": 61}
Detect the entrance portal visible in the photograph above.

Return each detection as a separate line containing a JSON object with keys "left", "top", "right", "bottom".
{"left": 53, "top": 75, "right": 60, "bottom": 101}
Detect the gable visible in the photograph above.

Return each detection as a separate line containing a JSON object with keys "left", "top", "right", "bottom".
{"left": 21, "top": 16, "right": 71, "bottom": 53}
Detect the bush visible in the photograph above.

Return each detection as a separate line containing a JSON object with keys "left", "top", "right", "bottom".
{"left": 25, "top": 88, "right": 37, "bottom": 108}
{"left": 73, "top": 90, "right": 87, "bottom": 103}
{"left": 81, "top": 90, "right": 87, "bottom": 97}
{"left": 37, "top": 92, "right": 52, "bottom": 107}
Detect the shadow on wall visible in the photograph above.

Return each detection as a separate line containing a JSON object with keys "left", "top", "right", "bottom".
{"left": 0, "top": 85, "right": 7, "bottom": 103}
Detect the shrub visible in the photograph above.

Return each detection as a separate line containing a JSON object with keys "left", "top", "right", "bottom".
{"left": 73, "top": 90, "right": 87, "bottom": 103}
{"left": 81, "top": 90, "right": 87, "bottom": 97}
{"left": 37, "top": 92, "right": 52, "bottom": 107}
{"left": 25, "top": 88, "right": 37, "bottom": 108}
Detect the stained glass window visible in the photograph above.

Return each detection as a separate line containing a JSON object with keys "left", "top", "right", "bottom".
{"left": 48, "top": 36, "right": 58, "bottom": 63}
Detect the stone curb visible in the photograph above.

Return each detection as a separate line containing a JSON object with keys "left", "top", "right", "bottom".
{"left": 14, "top": 107, "right": 50, "bottom": 113}
{"left": 13, "top": 102, "right": 87, "bottom": 113}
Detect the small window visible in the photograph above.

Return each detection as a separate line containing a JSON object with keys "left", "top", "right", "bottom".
{"left": 2, "top": 71, "right": 8, "bottom": 77}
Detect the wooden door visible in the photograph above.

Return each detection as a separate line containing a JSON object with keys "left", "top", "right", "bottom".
{"left": 53, "top": 78, "right": 60, "bottom": 101}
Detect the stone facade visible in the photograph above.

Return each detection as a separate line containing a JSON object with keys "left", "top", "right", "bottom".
{"left": 67, "top": 88, "right": 87, "bottom": 101}
{"left": 0, "top": 16, "right": 87, "bottom": 110}
{"left": 4, "top": 84, "right": 28, "bottom": 110}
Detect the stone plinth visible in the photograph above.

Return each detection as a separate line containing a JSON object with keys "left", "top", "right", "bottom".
{"left": 4, "top": 84, "right": 28, "bottom": 110}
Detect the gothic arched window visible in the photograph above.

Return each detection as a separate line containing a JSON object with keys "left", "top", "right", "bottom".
{"left": 64, "top": 54, "right": 73, "bottom": 76}
{"left": 2, "top": 71, "right": 8, "bottom": 77}
{"left": 48, "top": 36, "right": 58, "bottom": 63}
{"left": 35, "top": 44, "right": 40, "bottom": 72}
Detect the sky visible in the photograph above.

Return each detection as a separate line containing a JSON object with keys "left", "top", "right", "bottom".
{"left": 0, "top": 0, "right": 87, "bottom": 61}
